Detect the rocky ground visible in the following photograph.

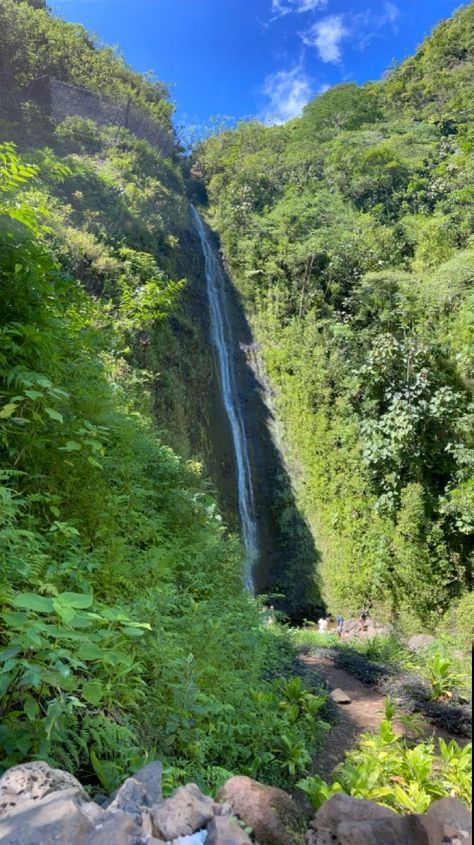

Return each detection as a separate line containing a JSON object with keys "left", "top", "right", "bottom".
{"left": 0, "top": 760, "right": 471, "bottom": 845}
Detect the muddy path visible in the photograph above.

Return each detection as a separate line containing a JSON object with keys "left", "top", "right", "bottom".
{"left": 299, "top": 650, "right": 469, "bottom": 778}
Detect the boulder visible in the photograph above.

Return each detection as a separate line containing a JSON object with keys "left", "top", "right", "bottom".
{"left": 408, "top": 635, "right": 436, "bottom": 652}
{"left": 107, "top": 776, "right": 150, "bottom": 818}
{"left": 420, "top": 797, "right": 472, "bottom": 844}
{"left": 307, "top": 793, "right": 424, "bottom": 845}
{"left": 151, "top": 783, "right": 214, "bottom": 840}
{"left": 335, "top": 815, "right": 429, "bottom": 844}
{"left": 133, "top": 760, "right": 163, "bottom": 805}
{"left": 310, "top": 793, "right": 397, "bottom": 832}
{"left": 206, "top": 815, "right": 252, "bottom": 845}
{"left": 0, "top": 760, "right": 88, "bottom": 818}
{"left": 217, "top": 775, "right": 306, "bottom": 845}
{"left": 330, "top": 689, "right": 351, "bottom": 704}
{"left": 85, "top": 808, "right": 141, "bottom": 845}
{"left": 0, "top": 787, "right": 95, "bottom": 845}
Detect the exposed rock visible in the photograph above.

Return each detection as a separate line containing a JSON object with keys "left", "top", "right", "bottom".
{"left": 85, "top": 808, "right": 141, "bottom": 845}
{"left": 421, "top": 797, "right": 472, "bottom": 844}
{"left": 0, "top": 787, "right": 95, "bottom": 845}
{"left": 217, "top": 775, "right": 306, "bottom": 845}
{"left": 107, "top": 775, "right": 150, "bottom": 818}
{"left": 151, "top": 783, "right": 214, "bottom": 840}
{"left": 408, "top": 635, "right": 436, "bottom": 652}
{"left": 308, "top": 793, "right": 428, "bottom": 845}
{"left": 336, "top": 815, "right": 429, "bottom": 844}
{"left": 206, "top": 815, "right": 252, "bottom": 845}
{"left": 0, "top": 760, "right": 88, "bottom": 818}
{"left": 213, "top": 801, "right": 232, "bottom": 817}
{"left": 133, "top": 761, "right": 163, "bottom": 805}
{"left": 330, "top": 688, "right": 352, "bottom": 704}
{"left": 310, "top": 793, "right": 396, "bottom": 831}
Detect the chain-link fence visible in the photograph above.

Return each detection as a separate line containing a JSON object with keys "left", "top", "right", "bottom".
{"left": 27, "top": 76, "right": 175, "bottom": 157}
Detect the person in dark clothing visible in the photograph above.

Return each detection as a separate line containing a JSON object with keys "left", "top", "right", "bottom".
{"left": 359, "top": 607, "right": 370, "bottom": 632}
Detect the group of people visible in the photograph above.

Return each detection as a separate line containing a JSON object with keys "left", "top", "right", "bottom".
{"left": 317, "top": 608, "right": 370, "bottom": 637}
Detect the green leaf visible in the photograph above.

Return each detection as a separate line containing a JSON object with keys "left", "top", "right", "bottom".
{"left": 0, "top": 403, "right": 18, "bottom": 419}
{"left": 24, "top": 390, "right": 42, "bottom": 400}
{"left": 45, "top": 407, "right": 64, "bottom": 424}
{"left": 12, "top": 593, "right": 54, "bottom": 613}
{"left": 78, "top": 643, "right": 103, "bottom": 661}
{"left": 60, "top": 441, "right": 82, "bottom": 452}
{"left": 53, "top": 600, "right": 76, "bottom": 625}
{"left": 57, "top": 592, "right": 94, "bottom": 609}
{"left": 122, "top": 626, "right": 145, "bottom": 637}
{"left": 87, "top": 456, "right": 103, "bottom": 469}
{"left": 82, "top": 680, "right": 104, "bottom": 705}
{"left": 24, "top": 697, "right": 40, "bottom": 721}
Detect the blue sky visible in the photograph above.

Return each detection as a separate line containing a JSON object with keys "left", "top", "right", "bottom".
{"left": 52, "top": 0, "right": 467, "bottom": 132}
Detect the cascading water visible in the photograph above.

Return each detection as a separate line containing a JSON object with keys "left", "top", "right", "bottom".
{"left": 190, "top": 205, "right": 258, "bottom": 592}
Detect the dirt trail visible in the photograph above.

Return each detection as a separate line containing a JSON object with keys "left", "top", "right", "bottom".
{"left": 300, "top": 651, "right": 467, "bottom": 777}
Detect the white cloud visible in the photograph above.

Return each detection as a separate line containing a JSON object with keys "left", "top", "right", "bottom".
{"left": 303, "top": 14, "right": 348, "bottom": 64}
{"left": 260, "top": 66, "right": 312, "bottom": 124}
{"left": 270, "top": 0, "right": 327, "bottom": 21}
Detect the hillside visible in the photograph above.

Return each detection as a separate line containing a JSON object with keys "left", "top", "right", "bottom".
{"left": 0, "top": 0, "right": 328, "bottom": 794}
{"left": 0, "top": 0, "right": 471, "bottom": 816}
{"left": 195, "top": 4, "right": 474, "bottom": 633}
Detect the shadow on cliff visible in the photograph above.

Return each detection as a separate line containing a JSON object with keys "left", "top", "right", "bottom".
{"left": 181, "top": 210, "right": 325, "bottom": 623}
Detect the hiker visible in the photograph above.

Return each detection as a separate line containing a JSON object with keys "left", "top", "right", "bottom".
{"left": 336, "top": 614, "right": 344, "bottom": 637}
{"left": 317, "top": 617, "right": 328, "bottom": 633}
{"left": 359, "top": 607, "right": 370, "bottom": 632}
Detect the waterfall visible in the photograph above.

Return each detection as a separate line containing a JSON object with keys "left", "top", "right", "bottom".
{"left": 190, "top": 205, "right": 258, "bottom": 593}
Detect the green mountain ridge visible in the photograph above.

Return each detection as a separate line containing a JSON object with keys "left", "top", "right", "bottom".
{"left": 194, "top": 3, "right": 474, "bottom": 631}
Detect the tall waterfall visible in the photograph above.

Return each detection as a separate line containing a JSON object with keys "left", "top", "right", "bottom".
{"left": 191, "top": 205, "right": 258, "bottom": 592}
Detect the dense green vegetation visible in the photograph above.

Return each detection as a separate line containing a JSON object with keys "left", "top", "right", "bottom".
{"left": 0, "top": 0, "right": 471, "bottom": 809}
{"left": 0, "top": 0, "right": 328, "bottom": 792}
{"left": 195, "top": 5, "right": 474, "bottom": 632}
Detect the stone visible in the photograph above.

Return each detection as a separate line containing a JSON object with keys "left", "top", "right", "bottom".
{"left": 0, "top": 760, "right": 88, "bottom": 817}
{"left": 213, "top": 801, "right": 232, "bottom": 817}
{"left": 330, "top": 688, "right": 352, "bottom": 704}
{"left": 217, "top": 775, "right": 306, "bottom": 845}
{"left": 206, "top": 815, "right": 252, "bottom": 845}
{"left": 151, "top": 783, "right": 214, "bottom": 840}
{"left": 0, "top": 787, "right": 95, "bottom": 845}
{"left": 408, "top": 635, "right": 436, "bottom": 652}
{"left": 133, "top": 761, "right": 163, "bottom": 805}
{"left": 310, "top": 793, "right": 397, "bottom": 832}
{"left": 336, "top": 815, "right": 429, "bottom": 844}
{"left": 308, "top": 794, "right": 430, "bottom": 845}
{"left": 107, "top": 776, "right": 150, "bottom": 817}
{"left": 421, "top": 797, "right": 472, "bottom": 845}
{"left": 85, "top": 808, "right": 141, "bottom": 845}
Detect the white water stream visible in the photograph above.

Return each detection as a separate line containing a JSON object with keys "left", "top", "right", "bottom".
{"left": 191, "top": 205, "right": 258, "bottom": 592}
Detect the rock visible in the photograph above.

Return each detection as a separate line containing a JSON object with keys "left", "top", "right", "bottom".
{"left": 217, "top": 775, "right": 306, "bottom": 845}
{"left": 213, "top": 801, "right": 232, "bottom": 817}
{"left": 133, "top": 761, "right": 163, "bottom": 805}
{"left": 336, "top": 815, "right": 429, "bottom": 844}
{"left": 421, "top": 797, "right": 472, "bottom": 845}
{"left": 310, "top": 793, "right": 397, "bottom": 832}
{"left": 107, "top": 776, "right": 150, "bottom": 818}
{"left": 408, "top": 635, "right": 436, "bottom": 652}
{"left": 330, "top": 688, "right": 351, "bottom": 704}
{"left": 206, "top": 815, "right": 252, "bottom": 845}
{"left": 85, "top": 808, "right": 141, "bottom": 845}
{"left": 0, "top": 787, "right": 95, "bottom": 845}
{"left": 151, "top": 783, "right": 214, "bottom": 840}
{"left": 308, "top": 794, "right": 429, "bottom": 845}
{"left": 0, "top": 760, "right": 88, "bottom": 817}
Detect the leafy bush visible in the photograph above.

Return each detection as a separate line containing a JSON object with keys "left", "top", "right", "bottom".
{"left": 298, "top": 699, "right": 472, "bottom": 813}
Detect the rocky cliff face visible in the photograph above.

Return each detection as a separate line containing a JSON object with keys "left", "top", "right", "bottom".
{"left": 0, "top": 761, "right": 471, "bottom": 845}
